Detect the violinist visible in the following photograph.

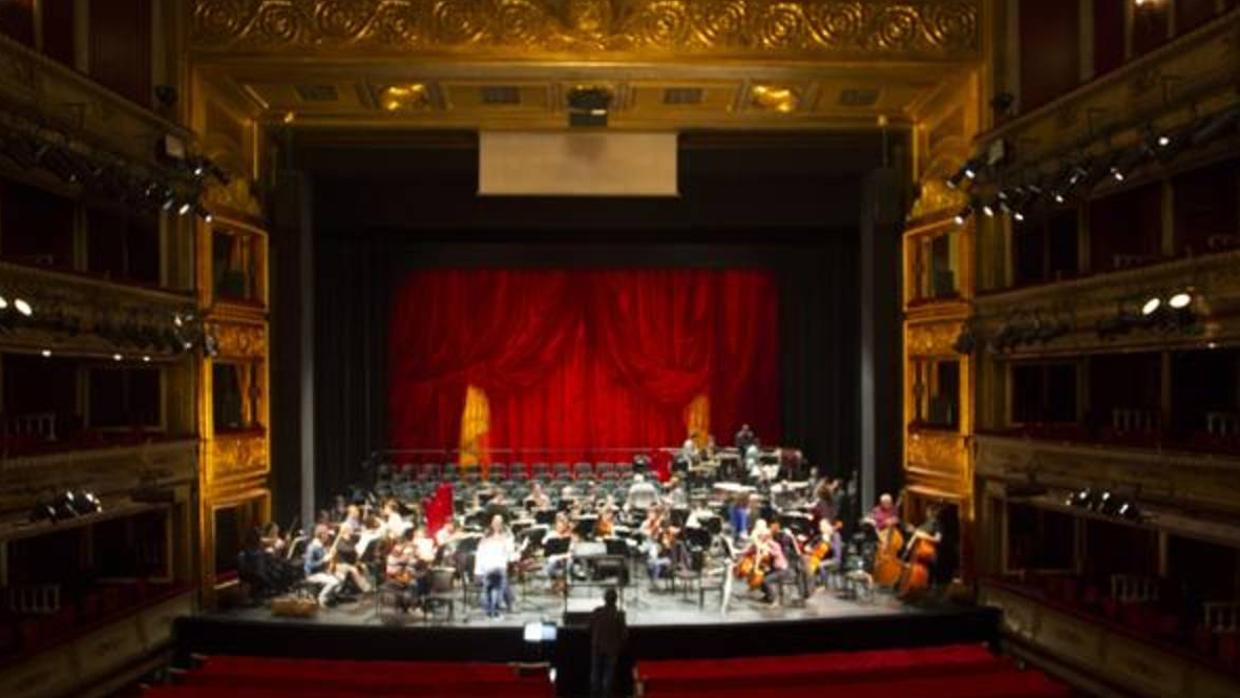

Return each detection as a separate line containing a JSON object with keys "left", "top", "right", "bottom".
{"left": 385, "top": 528, "right": 418, "bottom": 612}
{"left": 330, "top": 523, "right": 373, "bottom": 597}
{"left": 769, "top": 521, "right": 807, "bottom": 601}
{"left": 645, "top": 509, "right": 674, "bottom": 584}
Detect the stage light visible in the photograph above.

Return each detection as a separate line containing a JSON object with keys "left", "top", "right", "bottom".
{"left": 945, "top": 171, "right": 965, "bottom": 189}
{"left": 142, "top": 355, "right": 151, "bottom": 362}
{"left": 953, "top": 205, "right": 972, "bottom": 226}
{"left": 1110, "top": 165, "right": 1125, "bottom": 182}
{"left": 177, "top": 202, "right": 191, "bottom": 216}
{"left": 162, "top": 197, "right": 175, "bottom": 211}
{"left": 964, "top": 164, "right": 977, "bottom": 180}
{"left": 0, "top": 295, "right": 7, "bottom": 309}
{"left": 1142, "top": 297, "right": 1161, "bottom": 315}
{"left": 193, "top": 161, "right": 205, "bottom": 177}
{"left": 112, "top": 353, "right": 122, "bottom": 361}
{"left": 982, "top": 203, "right": 995, "bottom": 217}
{"left": 1067, "top": 165, "right": 1088, "bottom": 187}
{"left": 1168, "top": 291, "right": 1192, "bottom": 309}
{"left": 1013, "top": 210, "right": 1026, "bottom": 222}
{"left": 1053, "top": 192, "right": 1066, "bottom": 204}
{"left": 1157, "top": 135, "right": 1171, "bottom": 147}
{"left": 41, "top": 349, "right": 51, "bottom": 357}
{"left": 14, "top": 298, "right": 32, "bottom": 316}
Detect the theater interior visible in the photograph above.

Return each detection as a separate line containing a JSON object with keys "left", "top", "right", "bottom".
{"left": 0, "top": 2, "right": 1238, "bottom": 697}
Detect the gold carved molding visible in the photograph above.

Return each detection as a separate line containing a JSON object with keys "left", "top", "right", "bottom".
{"left": 190, "top": 0, "right": 980, "bottom": 59}
{"left": 208, "top": 321, "right": 267, "bottom": 359}
{"left": 210, "top": 432, "right": 269, "bottom": 483}
{"left": 906, "top": 429, "right": 967, "bottom": 477}
{"left": 906, "top": 319, "right": 962, "bottom": 356}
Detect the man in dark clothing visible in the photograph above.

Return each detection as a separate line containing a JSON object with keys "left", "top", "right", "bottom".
{"left": 589, "top": 588, "right": 627, "bottom": 698}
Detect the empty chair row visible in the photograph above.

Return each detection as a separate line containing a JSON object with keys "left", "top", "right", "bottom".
{"left": 390, "top": 461, "right": 637, "bottom": 482}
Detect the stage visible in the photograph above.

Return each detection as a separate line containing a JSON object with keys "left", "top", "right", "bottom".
{"left": 174, "top": 586, "right": 998, "bottom": 695}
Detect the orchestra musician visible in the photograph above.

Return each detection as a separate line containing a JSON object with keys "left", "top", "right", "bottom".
{"left": 867, "top": 492, "right": 900, "bottom": 531}
{"left": 474, "top": 514, "right": 516, "bottom": 618}
{"left": 769, "top": 521, "right": 808, "bottom": 601}
{"left": 329, "top": 523, "right": 373, "bottom": 597}
{"left": 544, "top": 511, "right": 575, "bottom": 593}
{"left": 304, "top": 524, "right": 344, "bottom": 606}
{"left": 805, "top": 517, "right": 843, "bottom": 590}
{"left": 679, "top": 433, "right": 699, "bottom": 464}
{"left": 734, "top": 423, "right": 756, "bottom": 453}
{"left": 528, "top": 481, "right": 551, "bottom": 509}
{"left": 595, "top": 507, "right": 616, "bottom": 538}
{"left": 385, "top": 528, "right": 419, "bottom": 612}
{"left": 738, "top": 520, "right": 789, "bottom": 605}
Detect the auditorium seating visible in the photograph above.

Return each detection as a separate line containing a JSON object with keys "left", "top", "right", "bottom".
{"left": 636, "top": 643, "right": 1069, "bottom": 698}
{"left": 145, "top": 656, "right": 553, "bottom": 698}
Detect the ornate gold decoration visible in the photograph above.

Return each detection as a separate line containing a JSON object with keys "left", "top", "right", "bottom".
{"left": 380, "top": 83, "right": 431, "bottom": 111}
{"left": 211, "top": 432, "right": 269, "bottom": 482}
{"left": 906, "top": 320, "right": 962, "bottom": 356}
{"left": 190, "top": 1, "right": 980, "bottom": 58}
{"left": 750, "top": 84, "right": 799, "bottom": 112}
{"left": 208, "top": 321, "right": 267, "bottom": 359}
{"left": 907, "top": 429, "right": 967, "bottom": 475}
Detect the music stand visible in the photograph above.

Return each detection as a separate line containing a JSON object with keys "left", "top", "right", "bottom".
{"left": 534, "top": 509, "right": 557, "bottom": 526}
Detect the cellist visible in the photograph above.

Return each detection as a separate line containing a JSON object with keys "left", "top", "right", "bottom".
{"left": 897, "top": 502, "right": 943, "bottom": 599}
{"left": 738, "top": 520, "right": 789, "bottom": 606}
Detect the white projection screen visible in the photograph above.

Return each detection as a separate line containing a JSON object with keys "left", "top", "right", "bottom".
{"left": 478, "top": 131, "right": 678, "bottom": 196}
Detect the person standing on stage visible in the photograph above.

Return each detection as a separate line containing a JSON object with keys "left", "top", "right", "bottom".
{"left": 734, "top": 423, "right": 755, "bottom": 452}
{"left": 588, "top": 587, "right": 627, "bottom": 698}
{"left": 474, "top": 514, "right": 516, "bottom": 618}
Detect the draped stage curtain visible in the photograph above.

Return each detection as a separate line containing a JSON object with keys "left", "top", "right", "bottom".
{"left": 388, "top": 269, "right": 780, "bottom": 464}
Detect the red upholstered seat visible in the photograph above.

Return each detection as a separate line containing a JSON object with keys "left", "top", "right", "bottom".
{"left": 639, "top": 643, "right": 1000, "bottom": 689}
{"left": 642, "top": 669, "right": 1070, "bottom": 698}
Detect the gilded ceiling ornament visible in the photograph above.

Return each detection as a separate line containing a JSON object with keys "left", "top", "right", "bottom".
{"left": 806, "top": 1, "right": 863, "bottom": 46}
{"left": 907, "top": 321, "right": 961, "bottom": 356}
{"left": 872, "top": 4, "right": 918, "bottom": 49}
{"left": 630, "top": 0, "right": 692, "bottom": 48}
{"left": 315, "top": 0, "right": 379, "bottom": 38}
{"left": 689, "top": 0, "right": 747, "bottom": 47}
{"left": 189, "top": 0, "right": 981, "bottom": 58}
{"left": 756, "top": 2, "right": 808, "bottom": 49}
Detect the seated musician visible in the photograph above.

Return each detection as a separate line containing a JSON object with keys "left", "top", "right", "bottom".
{"left": 664, "top": 477, "right": 688, "bottom": 508}
{"left": 544, "top": 511, "right": 575, "bottom": 592}
{"left": 625, "top": 474, "right": 660, "bottom": 510}
{"left": 382, "top": 499, "right": 410, "bottom": 538}
{"left": 330, "top": 523, "right": 373, "bottom": 597}
{"left": 741, "top": 520, "right": 789, "bottom": 606}
{"left": 384, "top": 529, "right": 418, "bottom": 612}
{"left": 260, "top": 521, "right": 287, "bottom": 556}
{"left": 805, "top": 517, "right": 843, "bottom": 589}
{"left": 304, "top": 524, "right": 344, "bottom": 606}
{"left": 811, "top": 478, "right": 841, "bottom": 523}
{"left": 867, "top": 493, "right": 900, "bottom": 531}
{"left": 646, "top": 519, "right": 675, "bottom": 584}
{"left": 529, "top": 481, "right": 551, "bottom": 509}
{"left": 343, "top": 504, "right": 363, "bottom": 531}
{"left": 769, "top": 521, "right": 808, "bottom": 600}
{"left": 595, "top": 508, "right": 616, "bottom": 538}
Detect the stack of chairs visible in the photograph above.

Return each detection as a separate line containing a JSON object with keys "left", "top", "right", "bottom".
{"left": 145, "top": 656, "right": 553, "bottom": 698}
{"left": 635, "top": 643, "right": 1070, "bottom": 698}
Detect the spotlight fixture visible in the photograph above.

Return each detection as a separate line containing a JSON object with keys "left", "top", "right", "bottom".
{"left": 1110, "top": 165, "right": 1125, "bottom": 182}
{"left": 1157, "top": 135, "right": 1171, "bottom": 148}
{"left": 41, "top": 349, "right": 51, "bottom": 357}
{"left": 142, "top": 355, "right": 151, "bottom": 363}
{"left": 964, "top": 161, "right": 979, "bottom": 180}
{"left": 162, "top": 197, "right": 175, "bottom": 211}
{"left": 953, "top": 205, "right": 973, "bottom": 226}
{"left": 0, "top": 295, "right": 7, "bottom": 309}
{"left": 945, "top": 170, "right": 965, "bottom": 190}
{"left": 1168, "top": 291, "right": 1192, "bottom": 309}
{"left": 1013, "top": 210, "right": 1026, "bottom": 222}
{"left": 112, "top": 353, "right": 122, "bottom": 361}
{"left": 14, "top": 298, "right": 32, "bottom": 317}
{"left": 177, "top": 202, "right": 191, "bottom": 216}
{"left": 982, "top": 203, "right": 995, "bottom": 217}
{"left": 1141, "top": 297, "right": 1161, "bottom": 316}
{"left": 1053, "top": 192, "right": 1066, "bottom": 204}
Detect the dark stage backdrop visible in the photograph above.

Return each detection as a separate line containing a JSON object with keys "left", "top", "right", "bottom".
{"left": 387, "top": 268, "right": 780, "bottom": 463}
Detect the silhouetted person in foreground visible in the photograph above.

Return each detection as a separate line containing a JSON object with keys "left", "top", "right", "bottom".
{"left": 589, "top": 587, "right": 627, "bottom": 698}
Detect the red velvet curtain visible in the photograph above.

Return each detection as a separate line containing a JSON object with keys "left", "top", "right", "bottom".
{"left": 388, "top": 269, "right": 780, "bottom": 462}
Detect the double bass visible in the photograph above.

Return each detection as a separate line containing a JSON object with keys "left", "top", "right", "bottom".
{"left": 870, "top": 490, "right": 906, "bottom": 587}
{"left": 897, "top": 507, "right": 942, "bottom": 598}
{"left": 735, "top": 540, "right": 772, "bottom": 590}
